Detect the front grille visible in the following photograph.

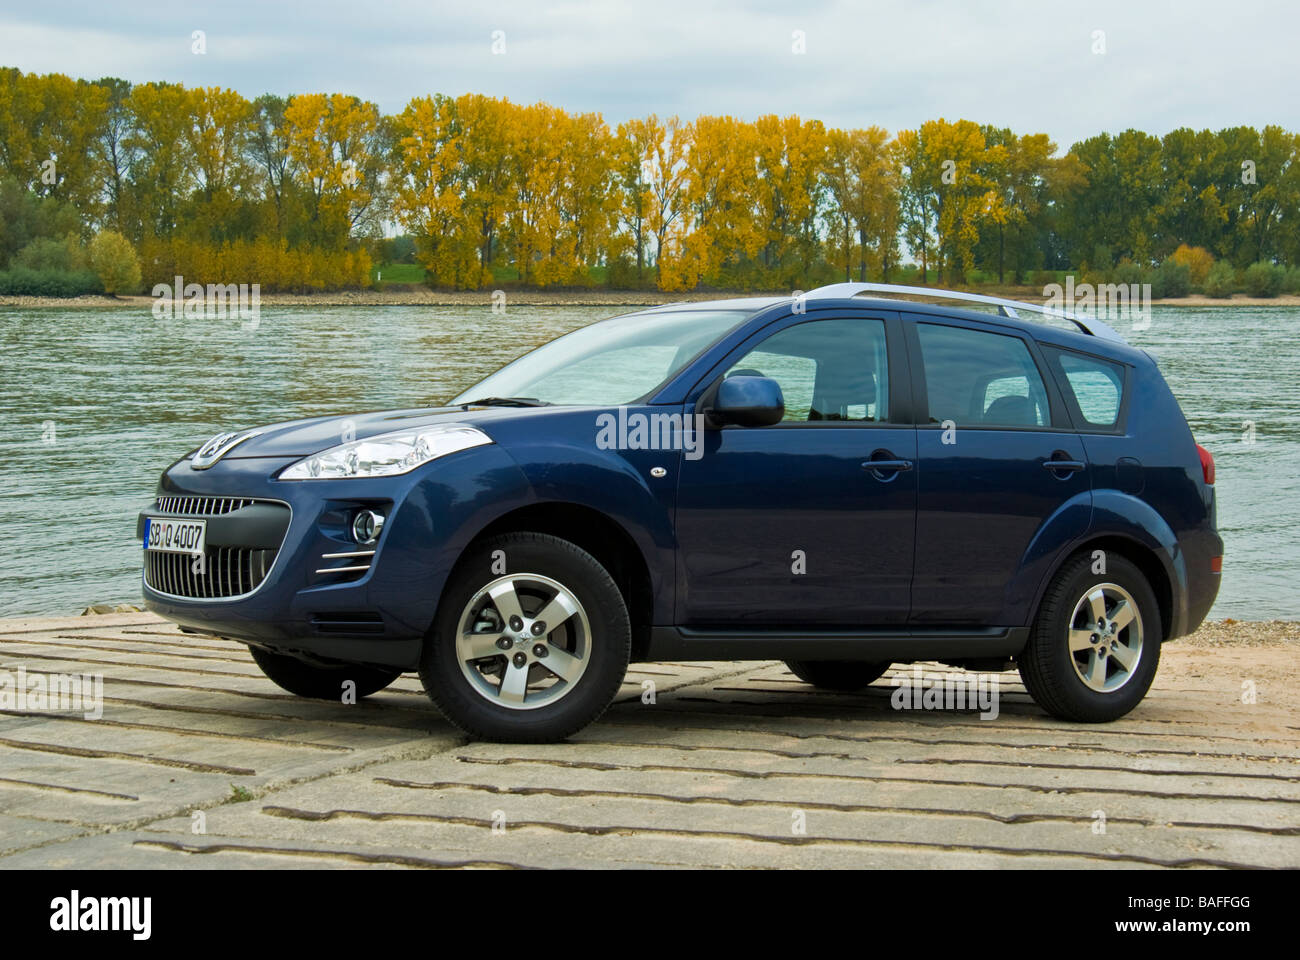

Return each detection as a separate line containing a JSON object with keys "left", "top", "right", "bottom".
{"left": 155, "top": 496, "right": 258, "bottom": 515}
{"left": 145, "top": 496, "right": 288, "bottom": 599}
{"left": 145, "top": 546, "right": 278, "bottom": 599}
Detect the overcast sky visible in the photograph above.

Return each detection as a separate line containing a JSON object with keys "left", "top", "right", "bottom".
{"left": 2, "top": 0, "right": 1296, "bottom": 151}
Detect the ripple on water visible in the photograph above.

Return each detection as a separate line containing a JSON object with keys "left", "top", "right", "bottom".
{"left": 1, "top": 303, "right": 1296, "bottom": 619}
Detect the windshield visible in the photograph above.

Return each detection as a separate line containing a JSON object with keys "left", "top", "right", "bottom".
{"left": 450, "top": 309, "right": 752, "bottom": 406}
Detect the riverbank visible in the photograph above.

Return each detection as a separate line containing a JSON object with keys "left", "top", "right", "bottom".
{"left": 5, "top": 289, "right": 1300, "bottom": 309}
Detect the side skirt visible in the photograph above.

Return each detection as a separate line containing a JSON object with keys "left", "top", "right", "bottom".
{"left": 641, "top": 626, "right": 1030, "bottom": 663}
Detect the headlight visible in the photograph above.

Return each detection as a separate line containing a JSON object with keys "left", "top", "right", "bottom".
{"left": 279, "top": 424, "right": 492, "bottom": 480}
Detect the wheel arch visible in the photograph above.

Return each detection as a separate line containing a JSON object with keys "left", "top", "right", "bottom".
{"left": 453, "top": 501, "right": 657, "bottom": 660}
{"left": 1034, "top": 533, "right": 1176, "bottom": 643}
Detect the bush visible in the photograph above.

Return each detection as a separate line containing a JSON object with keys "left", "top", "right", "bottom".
{"left": 88, "top": 230, "right": 142, "bottom": 295}
{"left": 0, "top": 266, "right": 101, "bottom": 296}
{"left": 1168, "top": 244, "right": 1214, "bottom": 287}
{"left": 1139, "top": 264, "right": 1167, "bottom": 300}
{"left": 1110, "top": 259, "right": 1143, "bottom": 287}
{"left": 1204, "top": 261, "right": 1236, "bottom": 298}
{"left": 1243, "top": 261, "right": 1285, "bottom": 298}
{"left": 606, "top": 255, "right": 656, "bottom": 290}
{"left": 137, "top": 237, "right": 373, "bottom": 294}
{"left": 13, "top": 234, "right": 86, "bottom": 273}
{"left": 1156, "top": 260, "right": 1192, "bottom": 298}
{"left": 1282, "top": 266, "right": 1300, "bottom": 295}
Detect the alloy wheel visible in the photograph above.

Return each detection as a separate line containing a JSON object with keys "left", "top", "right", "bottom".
{"left": 455, "top": 573, "right": 592, "bottom": 710}
{"left": 1067, "top": 582, "right": 1145, "bottom": 693}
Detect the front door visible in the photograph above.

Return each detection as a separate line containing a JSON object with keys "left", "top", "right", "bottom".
{"left": 675, "top": 311, "right": 916, "bottom": 627}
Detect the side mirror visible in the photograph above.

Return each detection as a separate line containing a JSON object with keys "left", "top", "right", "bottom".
{"left": 709, "top": 375, "right": 785, "bottom": 427}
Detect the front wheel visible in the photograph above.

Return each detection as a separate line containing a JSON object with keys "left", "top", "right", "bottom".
{"left": 1019, "top": 552, "right": 1162, "bottom": 722}
{"left": 419, "top": 533, "right": 631, "bottom": 742}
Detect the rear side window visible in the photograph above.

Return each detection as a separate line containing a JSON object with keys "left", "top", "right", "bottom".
{"left": 916, "top": 323, "right": 1050, "bottom": 427}
{"left": 1044, "top": 348, "right": 1126, "bottom": 429}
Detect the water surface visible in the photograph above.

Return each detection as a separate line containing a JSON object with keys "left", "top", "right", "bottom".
{"left": 1, "top": 304, "right": 1295, "bottom": 620}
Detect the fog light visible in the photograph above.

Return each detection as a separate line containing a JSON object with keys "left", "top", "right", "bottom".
{"left": 352, "top": 509, "right": 385, "bottom": 544}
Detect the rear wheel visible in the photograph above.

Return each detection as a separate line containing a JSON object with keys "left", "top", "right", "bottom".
{"left": 420, "top": 533, "right": 631, "bottom": 742}
{"left": 784, "top": 659, "right": 891, "bottom": 691}
{"left": 1019, "top": 552, "right": 1162, "bottom": 722}
{"left": 248, "top": 646, "right": 401, "bottom": 700}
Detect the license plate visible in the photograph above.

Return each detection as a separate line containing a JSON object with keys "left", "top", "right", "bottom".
{"left": 144, "top": 517, "right": 206, "bottom": 555}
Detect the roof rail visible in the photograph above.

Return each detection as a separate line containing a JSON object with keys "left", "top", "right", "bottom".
{"left": 803, "top": 282, "right": 1127, "bottom": 343}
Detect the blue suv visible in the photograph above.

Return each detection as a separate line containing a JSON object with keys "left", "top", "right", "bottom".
{"left": 138, "top": 283, "right": 1222, "bottom": 742}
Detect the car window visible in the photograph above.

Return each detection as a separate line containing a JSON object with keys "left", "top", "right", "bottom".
{"left": 724, "top": 316, "right": 889, "bottom": 423}
{"left": 917, "top": 323, "right": 1050, "bottom": 427}
{"left": 1048, "top": 349, "right": 1125, "bottom": 428}
{"left": 451, "top": 309, "right": 748, "bottom": 406}
{"left": 524, "top": 345, "right": 680, "bottom": 405}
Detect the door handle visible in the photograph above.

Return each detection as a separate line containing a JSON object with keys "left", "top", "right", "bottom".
{"left": 1042, "top": 459, "right": 1085, "bottom": 473}
{"left": 862, "top": 459, "right": 913, "bottom": 473}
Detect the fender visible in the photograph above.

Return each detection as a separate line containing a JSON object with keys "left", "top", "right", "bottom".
{"left": 1004, "top": 488, "right": 1093, "bottom": 624}
{"left": 368, "top": 441, "right": 536, "bottom": 637}
{"left": 448, "top": 408, "right": 677, "bottom": 624}
{"left": 1028, "top": 489, "right": 1187, "bottom": 639}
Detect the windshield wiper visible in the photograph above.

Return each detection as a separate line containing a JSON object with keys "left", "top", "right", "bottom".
{"left": 460, "top": 396, "right": 552, "bottom": 408}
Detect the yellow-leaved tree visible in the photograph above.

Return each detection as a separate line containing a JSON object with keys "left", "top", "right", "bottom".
{"left": 752, "top": 114, "right": 826, "bottom": 288}
{"left": 392, "top": 94, "right": 484, "bottom": 289}
{"left": 823, "top": 125, "right": 899, "bottom": 282}
{"left": 668, "top": 115, "right": 762, "bottom": 290}
{"left": 283, "top": 93, "right": 387, "bottom": 249}
{"left": 88, "top": 229, "right": 141, "bottom": 295}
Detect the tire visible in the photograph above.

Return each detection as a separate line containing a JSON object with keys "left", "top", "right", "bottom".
{"left": 1019, "top": 551, "right": 1162, "bottom": 722}
{"left": 784, "top": 659, "right": 891, "bottom": 691}
{"left": 248, "top": 646, "right": 401, "bottom": 700}
{"left": 419, "top": 532, "right": 631, "bottom": 743}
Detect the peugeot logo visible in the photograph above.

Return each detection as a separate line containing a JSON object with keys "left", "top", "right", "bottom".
{"left": 191, "top": 429, "right": 263, "bottom": 470}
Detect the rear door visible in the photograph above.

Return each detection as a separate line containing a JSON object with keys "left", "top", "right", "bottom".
{"left": 905, "top": 315, "right": 1091, "bottom": 627}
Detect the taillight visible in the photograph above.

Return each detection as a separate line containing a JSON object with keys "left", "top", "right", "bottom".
{"left": 1196, "top": 444, "right": 1215, "bottom": 485}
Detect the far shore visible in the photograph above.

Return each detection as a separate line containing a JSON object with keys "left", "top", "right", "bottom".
{"left": 4, "top": 288, "right": 1300, "bottom": 310}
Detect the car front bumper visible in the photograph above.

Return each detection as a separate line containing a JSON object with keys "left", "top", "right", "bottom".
{"left": 137, "top": 446, "right": 532, "bottom": 670}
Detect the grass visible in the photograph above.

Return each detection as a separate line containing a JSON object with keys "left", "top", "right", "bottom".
{"left": 227, "top": 784, "right": 254, "bottom": 803}
{"left": 371, "top": 263, "right": 425, "bottom": 284}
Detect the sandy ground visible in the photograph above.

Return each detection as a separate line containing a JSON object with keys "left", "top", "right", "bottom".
{"left": 0, "top": 613, "right": 1295, "bottom": 869}
{"left": 4, "top": 290, "right": 1299, "bottom": 309}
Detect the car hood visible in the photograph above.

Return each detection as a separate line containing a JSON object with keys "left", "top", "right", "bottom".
{"left": 194, "top": 405, "right": 534, "bottom": 461}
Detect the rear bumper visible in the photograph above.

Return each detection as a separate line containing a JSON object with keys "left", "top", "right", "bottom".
{"left": 1178, "top": 526, "right": 1223, "bottom": 638}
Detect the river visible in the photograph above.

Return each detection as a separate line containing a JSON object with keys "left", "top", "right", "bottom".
{"left": 1, "top": 303, "right": 1296, "bottom": 620}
